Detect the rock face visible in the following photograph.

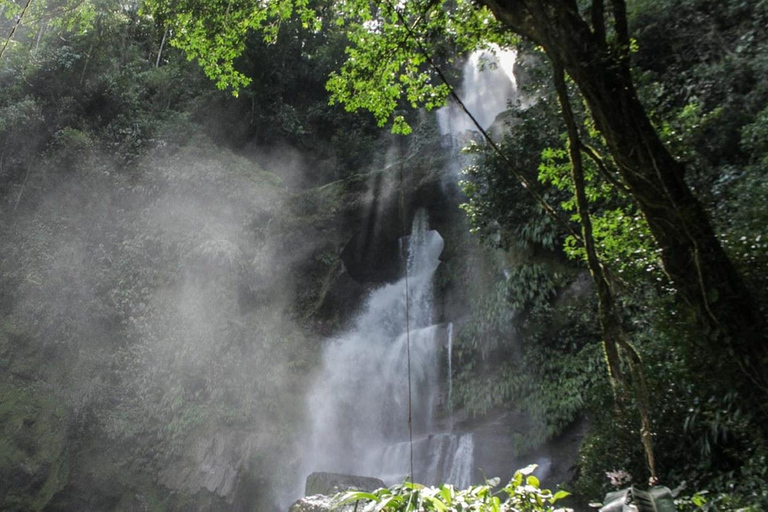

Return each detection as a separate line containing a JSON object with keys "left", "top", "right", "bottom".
{"left": 160, "top": 430, "right": 260, "bottom": 504}
{"left": 335, "top": 143, "right": 454, "bottom": 285}
{"left": 468, "top": 412, "right": 588, "bottom": 488}
{"left": 289, "top": 472, "right": 386, "bottom": 512}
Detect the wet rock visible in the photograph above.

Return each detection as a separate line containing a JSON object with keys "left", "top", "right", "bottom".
{"left": 289, "top": 494, "right": 358, "bottom": 512}
{"left": 159, "top": 430, "right": 260, "bottom": 503}
{"left": 289, "top": 473, "right": 385, "bottom": 512}
{"left": 461, "top": 411, "right": 588, "bottom": 489}
{"left": 337, "top": 152, "right": 452, "bottom": 285}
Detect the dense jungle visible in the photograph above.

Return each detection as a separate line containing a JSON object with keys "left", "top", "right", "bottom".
{"left": 0, "top": 0, "right": 766, "bottom": 510}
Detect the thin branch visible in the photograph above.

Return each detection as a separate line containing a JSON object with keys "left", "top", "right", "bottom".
{"left": 617, "top": 337, "right": 658, "bottom": 484}
{"left": 580, "top": 142, "right": 630, "bottom": 193}
{"left": 14, "top": 164, "right": 32, "bottom": 213}
{"left": 406, "top": 0, "right": 441, "bottom": 33}
{"left": 33, "top": 18, "right": 44, "bottom": 53}
{"left": 0, "top": 0, "right": 34, "bottom": 61}
{"left": 156, "top": 27, "right": 167, "bottom": 68}
{"left": 80, "top": 39, "right": 94, "bottom": 84}
{"left": 591, "top": 0, "right": 606, "bottom": 46}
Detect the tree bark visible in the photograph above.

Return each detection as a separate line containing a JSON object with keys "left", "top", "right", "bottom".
{"left": 156, "top": 27, "right": 168, "bottom": 68}
{"left": 478, "top": 0, "right": 767, "bottom": 392}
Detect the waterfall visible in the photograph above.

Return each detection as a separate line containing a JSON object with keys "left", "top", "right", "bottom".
{"left": 446, "top": 434, "right": 475, "bottom": 489}
{"left": 378, "top": 433, "right": 474, "bottom": 487}
{"left": 298, "top": 209, "right": 474, "bottom": 494}
{"left": 292, "top": 49, "right": 521, "bottom": 503}
{"left": 436, "top": 46, "right": 517, "bottom": 138}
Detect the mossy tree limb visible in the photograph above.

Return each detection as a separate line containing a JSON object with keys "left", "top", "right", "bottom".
{"left": 552, "top": 58, "right": 657, "bottom": 483}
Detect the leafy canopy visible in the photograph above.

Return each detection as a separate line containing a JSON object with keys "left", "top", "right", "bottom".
{"left": 143, "top": 0, "right": 515, "bottom": 130}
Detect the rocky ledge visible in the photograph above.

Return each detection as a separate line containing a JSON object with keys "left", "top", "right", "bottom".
{"left": 289, "top": 472, "right": 385, "bottom": 512}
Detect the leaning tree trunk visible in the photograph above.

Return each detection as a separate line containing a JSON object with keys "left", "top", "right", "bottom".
{"left": 479, "top": 0, "right": 767, "bottom": 392}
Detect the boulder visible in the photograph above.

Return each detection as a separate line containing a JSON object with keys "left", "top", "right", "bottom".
{"left": 288, "top": 472, "right": 386, "bottom": 512}
{"left": 289, "top": 494, "right": 357, "bottom": 512}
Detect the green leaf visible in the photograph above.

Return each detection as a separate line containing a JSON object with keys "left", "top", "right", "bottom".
{"left": 631, "top": 486, "right": 676, "bottom": 512}
{"left": 336, "top": 491, "right": 379, "bottom": 506}
{"left": 439, "top": 486, "right": 453, "bottom": 504}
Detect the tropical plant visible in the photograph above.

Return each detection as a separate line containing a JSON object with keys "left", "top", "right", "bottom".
{"left": 336, "top": 465, "right": 572, "bottom": 512}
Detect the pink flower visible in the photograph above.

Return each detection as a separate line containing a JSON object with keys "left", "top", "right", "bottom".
{"left": 606, "top": 469, "right": 632, "bottom": 487}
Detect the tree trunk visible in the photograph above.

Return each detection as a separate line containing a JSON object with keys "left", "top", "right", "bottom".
{"left": 34, "top": 20, "right": 45, "bottom": 53}
{"left": 479, "top": 0, "right": 767, "bottom": 390}
{"left": 156, "top": 27, "right": 168, "bottom": 68}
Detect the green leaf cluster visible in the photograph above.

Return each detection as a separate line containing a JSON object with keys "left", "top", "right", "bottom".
{"left": 336, "top": 465, "right": 571, "bottom": 512}
{"left": 143, "top": 0, "right": 318, "bottom": 93}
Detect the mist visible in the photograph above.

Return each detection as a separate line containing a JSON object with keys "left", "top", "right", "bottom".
{"left": 1, "top": 130, "right": 332, "bottom": 509}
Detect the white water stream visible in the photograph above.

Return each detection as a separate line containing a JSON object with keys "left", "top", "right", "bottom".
{"left": 299, "top": 210, "right": 470, "bottom": 489}
{"left": 292, "top": 48, "right": 518, "bottom": 503}
{"left": 436, "top": 46, "right": 517, "bottom": 137}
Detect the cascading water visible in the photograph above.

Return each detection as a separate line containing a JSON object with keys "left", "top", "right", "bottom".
{"left": 299, "top": 209, "right": 473, "bottom": 491}
{"left": 435, "top": 46, "right": 517, "bottom": 190}
{"left": 292, "top": 49, "right": 522, "bottom": 504}
{"left": 436, "top": 46, "right": 517, "bottom": 138}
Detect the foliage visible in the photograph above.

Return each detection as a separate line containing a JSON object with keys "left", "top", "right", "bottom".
{"left": 451, "top": 47, "right": 609, "bottom": 458}
{"left": 336, "top": 465, "right": 571, "bottom": 512}
{"left": 145, "top": 0, "right": 516, "bottom": 132}
{"left": 536, "top": 142, "right": 661, "bottom": 281}
{"left": 450, "top": 238, "right": 604, "bottom": 452}
{"left": 455, "top": 0, "right": 768, "bottom": 507}
{"left": 0, "top": 322, "right": 70, "bottom": 511}
{"left": 143, "top": 0, "right": 319, "bottom": 92}
{"left": 459, "top": 86, "right": 563, "bottom": 252}
{"left": 1, "top": 0, "right": 768, "bottom": 509}
{"left": 569, "top": 303, "right": 768, "bottom": 510}
{"left": 1, "top": 0, "right": 381, "bottom": 183}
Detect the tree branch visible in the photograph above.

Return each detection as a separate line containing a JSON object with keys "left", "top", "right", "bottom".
{"left": 610, "top": 0, "right": 630, "bottom": 66}
{"left": 591, "top": 0, "right": 606, "bottom": 45}
{"left": 580, "top": 142, "right": 630, "bottom": 193}
{"left": 0, "top": 0, "right": 34, "bottom": 61}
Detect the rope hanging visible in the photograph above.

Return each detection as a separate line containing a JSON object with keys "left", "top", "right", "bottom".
{"left": 398, "top": 135, "right": 415, "bottom": 484}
